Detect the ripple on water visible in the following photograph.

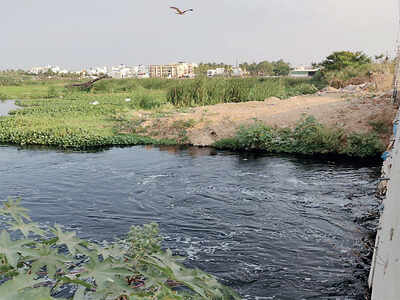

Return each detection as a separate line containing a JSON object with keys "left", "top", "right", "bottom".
{"left": 0, "top": 146, "right": 379, "bottom": 299}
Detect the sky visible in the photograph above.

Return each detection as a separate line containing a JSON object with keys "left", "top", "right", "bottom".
{"left": 1, "top": 0, "right": 398, "bottom": 70}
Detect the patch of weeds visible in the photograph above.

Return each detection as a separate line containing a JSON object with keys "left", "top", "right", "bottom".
{"left": 47, "top": 86, "right": 59, "bottom": 98}
{"left": 0, "top": 93, "right": 9, "bottom": 100}
{"left": 116, "top": 117, "right": 147, "bottom": 134}
{"left": 369, "top": 120, "right": 390, "bottom": 135}
{"left": 214, "top": 115, "right": 384, "bottom": 158}
{"left": 172, "top": 118, "right": 196, "bottom": 130}
{"left": 170, "top": 119, "right": 196, "bottom": 144}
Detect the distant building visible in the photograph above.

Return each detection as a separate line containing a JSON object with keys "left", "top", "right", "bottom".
{"left": 231, "top": 67, "right": 243, "bottom": 77}
{"left": 108, "top": 64, "right": 135, "bottom": 78}
{"left": 136, "top": 65, "right": 150, "bottom": 78}
{"left": 215, "top": 68, "right": 225, "bottom": 75}
{"left": 29, "top": 65, "right": 54, "bottom": 74}
{"left": 150, "top": 64, "right": 177, "bottom": 78}
{"left": 149, "top": 62, "right": 197, "bottom": 78}
{"left": 290, "top": 66, "right": 319, "bottom": 78}
{"left": 207, "top": 69, "right": 217, "bottom": 77}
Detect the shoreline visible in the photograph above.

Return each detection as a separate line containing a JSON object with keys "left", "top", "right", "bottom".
{"left": 0, "top": 91, "right": 396, "bottom": 158}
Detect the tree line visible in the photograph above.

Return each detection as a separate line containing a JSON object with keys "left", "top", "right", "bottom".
{"left": 195, "top": 60, "right": 291, "bottom": 76}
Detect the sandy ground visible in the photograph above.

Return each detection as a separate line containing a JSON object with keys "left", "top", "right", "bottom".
{"left": 132, "top": 91, "right": 397, "bottom": 146}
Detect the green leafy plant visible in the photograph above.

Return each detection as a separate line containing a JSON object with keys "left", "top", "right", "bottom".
{"left": 214, "top": 116, "right": 384, "bottom": 158}
{"left": 0, "top": 198, "right": 239, "bottom": 300}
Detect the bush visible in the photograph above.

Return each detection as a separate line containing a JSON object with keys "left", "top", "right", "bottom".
{"left": 214, "top": 116, "right": 384, "bottom": 158}
{"left": 343, "top": 132, "right": 384, "bottom": 158}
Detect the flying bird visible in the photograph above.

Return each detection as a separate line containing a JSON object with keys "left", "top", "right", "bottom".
{"left": 170, "top": 7, "right": 194, "bottom": 15}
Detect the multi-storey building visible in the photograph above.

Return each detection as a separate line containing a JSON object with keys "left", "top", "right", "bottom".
{"left": 149, "top": 62, "right": 197, "bottom": 78}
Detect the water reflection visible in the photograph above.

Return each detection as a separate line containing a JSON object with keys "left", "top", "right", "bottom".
{"left": 145, "top": 144, "right": 218, "bottom": 157}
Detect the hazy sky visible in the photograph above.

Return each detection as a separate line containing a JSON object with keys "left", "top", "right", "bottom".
{"left": 1, "top": 0, "right": 398, "bottom": 70}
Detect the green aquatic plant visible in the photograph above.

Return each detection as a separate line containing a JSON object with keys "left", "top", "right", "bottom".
{"left": 0, "top": 198, "right": 240, "bottom": 300}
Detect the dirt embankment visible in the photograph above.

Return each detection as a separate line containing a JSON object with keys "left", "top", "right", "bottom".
{"left": 127, "top": 89, "right": 398, "bottom": 147}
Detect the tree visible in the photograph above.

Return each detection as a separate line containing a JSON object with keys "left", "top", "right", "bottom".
{"left": 320, "top": 51, "right": 371, "bottom": 71}
{"left": 272, "top": 60, "right": 290, "bottom": 76}
{"left": 257, "top": 61, "right": 274, "bottom": 76}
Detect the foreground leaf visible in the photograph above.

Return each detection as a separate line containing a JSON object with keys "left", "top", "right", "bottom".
{"left": 7, "top": 216, "right": 46, "bottom": 238}
{"left": 23, "top": 244, "right": 67, "bottom": 277}
{"left": 0, "top": 274, "right": 54, "bottom": 300}
{"left": 0, "top": 230, "right": 33, "bottom": 267}
{"left": 81, "top": 255, "right": 133, "bottom": 289}
{"left": 0, "top": 198, "right": 31, "bottom": 222}
{"left": 51, "top": 224, "right": 82, "bottom": 255}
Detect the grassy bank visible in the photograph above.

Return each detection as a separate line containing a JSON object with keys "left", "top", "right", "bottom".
{"left": 0, "top": 76, "right": 324, "bottom": 149}
{"left": 0, "top": 75, "right": 387, "bottom": 157}
{"left": 214, "top": 116, "right": 385, "bottom": 158}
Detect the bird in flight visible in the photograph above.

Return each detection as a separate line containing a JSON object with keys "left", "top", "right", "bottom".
{"left": 170, "top": 7, "right": 194, "bottom": 15}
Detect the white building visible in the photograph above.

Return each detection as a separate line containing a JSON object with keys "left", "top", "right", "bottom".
{"left": 290, "top": 66, "right": 319, "bottom": 78}
{"left": 231, "top": 67, "right": 243, "bottom": 77}
{"left": 207, "top": 69, "right": 217, "bottom": 77}
{"left": 216, "top": 68, "right": 225, "bottom": 75}
{"left": 136, "top": 65, "right": 150, "bottom": 78}
{"left": 29, "top": 65, "right": 71, "bottom": 75}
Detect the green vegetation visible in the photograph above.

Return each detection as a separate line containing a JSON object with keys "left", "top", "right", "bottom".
{"left": 195, "top": 59, "right": 291, "bottom": 76}
{"left": 0, "top": 198, "right": 239, "bottom": 299}
{"left": 0, "top": 75, "right": 322, "bottom": 149}
{"left": 214, "top": 116, "right": 385, "bottom": 158}
{"left": 166, "top": 77, "right": 319, "bottom": 106}
{"left": 319, "top": 51, "right": 371, "bottom": 71}
{"left": 315, "top": 50, "right": 394, "bottom": 88}
{"left": 0, "top": 68, "right": 387, "bottom": 156}
{"left": 240, "top": 59, "right": 291, "bottom": 76}
{"left": 369, "top": 120, "right": 391, "bottom": 135}
{"left": 0, "top": 95, "right": 176, "bottom": 149}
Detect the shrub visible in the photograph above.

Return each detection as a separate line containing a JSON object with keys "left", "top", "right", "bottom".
{"left": 0, "top": 198, "right": 239, "bottom": 299}
{"left": 342, "top": 132, "right": 384, "bottom": 158}
{"left": 214, "top": 116, "right": 384, "bottom": 158}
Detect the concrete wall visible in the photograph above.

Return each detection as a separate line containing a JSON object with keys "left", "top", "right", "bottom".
{"left": 369, "top": 110, "right": 400, "bottom": 299}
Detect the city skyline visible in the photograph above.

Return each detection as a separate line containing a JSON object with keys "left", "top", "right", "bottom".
{"left": 1, "top": 0, "right": 398, "bottom": 70}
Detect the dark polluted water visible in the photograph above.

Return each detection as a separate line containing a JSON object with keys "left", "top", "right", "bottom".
{"left": 0, "top": 145, "right": 380, "bottom": 299}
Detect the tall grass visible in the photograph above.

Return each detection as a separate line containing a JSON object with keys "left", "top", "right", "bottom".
{"left": 166, "top": 77, "right": 320, "bottom": 106}
{"left": 91, "top": 78, "right": 181, "bottom": 93}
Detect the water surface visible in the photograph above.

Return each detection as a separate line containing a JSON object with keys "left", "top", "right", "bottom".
{"left": 0, "top": 145, "right": 379, "bottom": 299}
{"left": 0, "top": 100, "right": 18, "bottom": 116}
